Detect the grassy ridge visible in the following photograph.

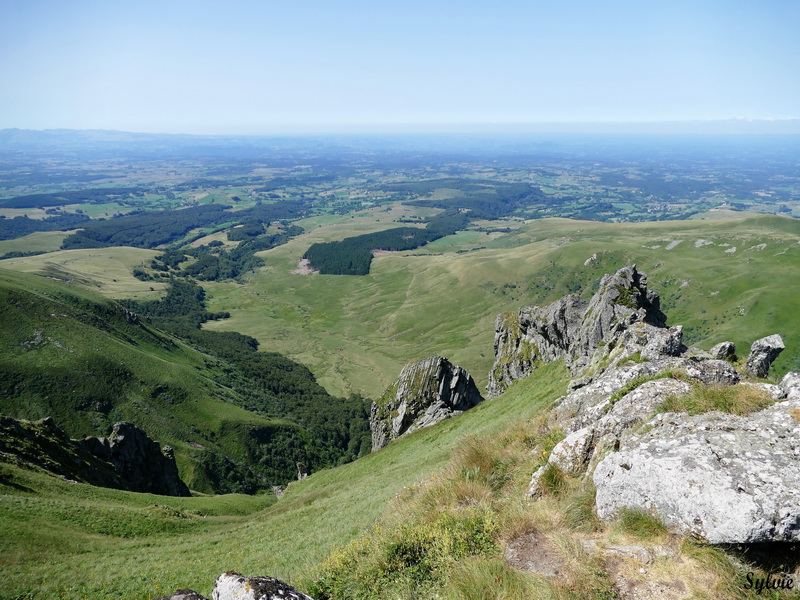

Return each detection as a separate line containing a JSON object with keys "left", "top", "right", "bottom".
{"left": 203, "top": 213, "right": 800, "bottom": 397}
{"left": 0, "top": 362, "right": 569, "bottom": 599}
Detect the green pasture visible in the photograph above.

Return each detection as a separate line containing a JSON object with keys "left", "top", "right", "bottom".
{"left": 0, "top": 231, "right": 73, "bottom": 255}
{"left": 204, "top": 214, "right": 800, "bottom": 398}
{"left": 0, "top": 247, "right": 167, "bottom": 299}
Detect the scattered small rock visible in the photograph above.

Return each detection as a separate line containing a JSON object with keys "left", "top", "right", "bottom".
{"left": 708, "top": 341, "right": 736, "bottom": 360}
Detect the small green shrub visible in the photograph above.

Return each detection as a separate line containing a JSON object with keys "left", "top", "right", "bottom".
{"left": 308, "top": 508, "right": 499, "bottom": 599}
{"left": 614, "top": 284, "right": 639, "bottom": 309}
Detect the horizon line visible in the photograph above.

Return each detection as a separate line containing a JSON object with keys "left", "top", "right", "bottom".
{"left": 3, "top": 118, "right": 800, "bottom": 137}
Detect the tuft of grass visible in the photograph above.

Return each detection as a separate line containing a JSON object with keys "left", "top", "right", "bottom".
{"left": 539, "top": 463, "right": 567, "bottom": 497}
{"left": 613, "top": 507, "right": 668, "bottom": 540}
{"left": 443, "top": 557, "right": 539, "bottom": 600}
{"left": 659, "top": 384, "right": 773, "bottom": 416}
{"left": 563, "top": 483, "right": 599, "bottom": 533}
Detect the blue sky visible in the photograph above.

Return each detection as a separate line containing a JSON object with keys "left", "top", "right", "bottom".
{"left": 1, "top": 0, "right": 798, "bottom": 134}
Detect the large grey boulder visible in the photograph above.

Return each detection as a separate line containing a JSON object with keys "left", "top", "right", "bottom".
{"left": 153, "top": 591, "right": 208, "bottom": 600}
{"left": 212, "top": 572, "right": 313, "bottom": 600}
{"left": 152, "top": 573, "right": 314, "bottom": 600}
{"left": 528, "top": 374, "right": 692, "bottom": 497}
{"left": 781, "top": 372, "right": 800, "bottom": 400}
{"left": 593, "top": 397, "right": 800, "bottom": 543}
{"left": 745, "top": 334, "right": 785, "bottom": 378}
{"left": 370, "top": 357, "right": 484, "bottom": 451}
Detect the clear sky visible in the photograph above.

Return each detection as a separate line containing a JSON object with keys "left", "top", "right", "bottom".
{"left": 1, "top": 0, "right": 799, "bottom": 134}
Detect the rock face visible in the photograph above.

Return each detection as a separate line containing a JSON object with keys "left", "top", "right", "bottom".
{"left": 370, "top": 357, "right": 484, "bottom": 451}
{"left": 0, "top": 416, "right": 189, "bottom": 496}
{"left": 0, "top": 415, "right": 127, "bottom": 489}
{"left": 79, "top": 422, "right": 190, "bottom": 496}
{"left": 709, "top": 341, "right": 736, "bottom": 360}
{"left": 488, "top": 265, "right": 672, "bottom": 396}
{"left": 593, "top": 398, "right": 800, "bottom": 543}
{"left": 745, "top": 334, "right": 785, "bottom": 378}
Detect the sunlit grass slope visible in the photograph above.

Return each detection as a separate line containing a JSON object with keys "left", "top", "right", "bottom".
{"left": 0, "top": 246, "right": 166, "bottom": 299}
{"left": 203, "top": 214, "right": 800, "bottom": 397}
{"left": 0, "top": 362, "right": 569, "bottom": 599}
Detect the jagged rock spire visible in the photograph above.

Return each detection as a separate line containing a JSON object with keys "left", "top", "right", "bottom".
{"left": 370, "top": 357, "right": 484, "bottom": 451}
{"left": 488, "top": 265, "right": 673, "bottom": 397}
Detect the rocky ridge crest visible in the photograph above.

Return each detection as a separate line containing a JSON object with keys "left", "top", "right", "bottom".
{"left": 488, "top": 265, "right": 670, "bottom": 397}
{"left": 496, "top": 264, "right": 795, "bottom": 544}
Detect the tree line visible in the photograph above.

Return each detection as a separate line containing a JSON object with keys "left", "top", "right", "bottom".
{"left": 122, "top": 278, "right": 372, "bottom": 486}
{"left": 303, "top": 209, "right": 469, "bottom": 275}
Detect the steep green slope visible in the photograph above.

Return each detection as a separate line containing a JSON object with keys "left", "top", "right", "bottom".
{"left": 203, "top": 213, "right": 800, "bottom": 396}
{"left": 0, "top": 362, "right": 569, "bottom": 599}
{"left": 0, "top": 268, "right": 361, "bottom": 493}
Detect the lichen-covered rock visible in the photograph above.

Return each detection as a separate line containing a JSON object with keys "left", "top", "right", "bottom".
{"left": 370, "top": 357, "right": 484, "bottom": 451}
{"left": 745, "top": 334, "right": 785, "bottom": 378}
{"left": 212, "top": 572, "right": 313, "bottom": 600}
{"left": 547, "top": 426, "right": 596, "bottom": 475}
{"left": 487, "top": 265, "right": 673, "bottom": 396}
{"left": 153, "top": 590, "right": 209, "bottom": 600}
{"left": 593, "top": 398, "right": 800, "bottom": 543}
{"left": 781, "top": 372, "right": 800, "bottom": 400}
{"left": 528, "top": 373, "right": 692, "bottom": 496}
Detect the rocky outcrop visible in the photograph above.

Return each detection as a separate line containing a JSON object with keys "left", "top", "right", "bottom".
{"left": 530, "top": 346, "right": 800, "bottom": 541}
{"left": 745, "top": 334, "right": 785, "bottom": 378}
{"left": 0, "top": 415, "right": 127, "bottom": 489}
{"left": 153, "top": 572, "right": 313, "bottom": 600}
{"left": 513, "top": 266, "right": 799, "bottom": 544}
{"left": 488, "top": 265, "right": 674, "bottom": 396}
{"left": 370, "top": 357, "right": 484, "bottom": 451}
{"left": 80, "top": 422, "right": 190, "bottom": 496}
{"left": 593, "top": 397, "right": 800, "bottom": 543}
{"left": 0, "top": 417, "right": 189, "bottom": 496}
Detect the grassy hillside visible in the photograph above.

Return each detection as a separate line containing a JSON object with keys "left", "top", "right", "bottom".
{"left": 0, "top": 362, "right": 569, "bottom": 599}
{"left": 0, "top": 268, "right": 358, "bottom": 493}
{"left": 202, "top": 212, "right": 800, "bottom": 397}
{"left": 0, "top": 246, "right": 167, "bottom": 299}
